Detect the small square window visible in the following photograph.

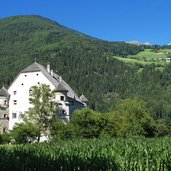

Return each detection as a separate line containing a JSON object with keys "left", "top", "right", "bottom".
{"left": 13, "top": 100, "right": 17, "bottom": 105}
{"left": 38, "top": 82, "right": 40, "bottom": 84}
{"left": 12, "top": 113, "right": 17, "bottom": 119}
{"left": 25, "top": 75, "right": 27, "bottom": 77}
{"left": 14, "top": 91, "right": 17, "bottom": 95}
{"left": 36, "top": 73, "right": 39, "bottom": 76}
{"left": 60, "top": 96, "right": 64, "bottom": 101}
{"left": 21, "top": 83, "right": 24, "bottom": 86}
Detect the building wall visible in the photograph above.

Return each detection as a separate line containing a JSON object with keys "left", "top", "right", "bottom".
{"left": 8, "top": 70, "right": 85, "bottom": 130}
{"left": 0, "top": 96, "right": 9, "bottom": 133}
{"left": 69, "top": 98, "right": 85, "bottom": 116}
{"left": 8, "top": 71, "right": 55, "bottom": 130}
{"left": 54, "top": 92, "right": 69, "bottom": 121}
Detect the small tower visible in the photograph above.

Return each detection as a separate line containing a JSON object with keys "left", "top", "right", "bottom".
{"left": 53, "top": 82, "right": 69, "bottom": 122}
{"left": 0, "top": 87, "right": 10, "bottom": 133}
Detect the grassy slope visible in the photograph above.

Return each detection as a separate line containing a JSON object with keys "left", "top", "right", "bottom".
{"left": 113, "top": 49, "right": 171, "bottom": 70}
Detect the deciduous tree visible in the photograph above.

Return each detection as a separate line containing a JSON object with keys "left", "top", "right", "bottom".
{"left": 21, "top": 84, "right": 58, "bottom": 142}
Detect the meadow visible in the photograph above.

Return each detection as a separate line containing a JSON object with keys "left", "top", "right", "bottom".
{"left": 113, "top": 49, "right": 171, "bottom": 69}
{"left": 0, "top": 137, "right": 171, "bottom": 171}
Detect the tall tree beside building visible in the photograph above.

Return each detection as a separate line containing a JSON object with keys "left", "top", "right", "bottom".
{"left": 21, "top": 84, "right": 57, "bottom": 142}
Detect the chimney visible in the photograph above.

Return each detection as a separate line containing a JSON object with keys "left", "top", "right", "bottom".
{"left": 47, "top": 62, "right": 50, "bottom": 73}
{"left": 51, "top": 70, "right": 54, "bottom": 76}
{"left": 59, "top": 76, "right": 62, "bottom": 83}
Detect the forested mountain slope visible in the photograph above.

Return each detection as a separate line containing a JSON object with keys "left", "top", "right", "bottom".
{"left": 0, "top": 15, "right": 144, "bottom": 111}
{"left": 1, "top": 15, "right": 171, "bottom": 117}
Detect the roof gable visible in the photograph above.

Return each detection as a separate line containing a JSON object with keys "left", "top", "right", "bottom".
{"left": 80, "top": 95, "right": 88, "bottom": 102}
{"left": 21, "top": 62, "right": 43, "bottom": 73}
{"left": 53, "top": 82, "right": 68, "bottom": 92}
{"left": 9, "top": 62, "right": 84, "bottom": 104}
{"left": 0, "top": 87, "right": 10, "bottom": 97}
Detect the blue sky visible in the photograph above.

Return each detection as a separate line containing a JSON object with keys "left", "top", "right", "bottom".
{"left": 0, "top": 0, "right": 171, "bottom": 45}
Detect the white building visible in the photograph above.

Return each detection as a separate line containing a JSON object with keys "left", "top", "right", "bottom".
{"left": 7, "top": 62, "right": 87, "bottom": 130}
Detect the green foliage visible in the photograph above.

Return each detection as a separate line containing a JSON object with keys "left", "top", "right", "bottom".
{"left": 155, "top": 118, "right": 171, "bottom": 136}
{"left": 115, "top": 98, "right": 156, "bottom": 136}
{"left": 0, "top": 134, "right": 2, "bottom": 144}
{"left": 21, "top": 84, "right": 57, "bottom": 142}
{"left": 1, "top": 138, "right": 171, "bottom": 170}
{"left": 11, "top": 123, "right": 39, "bottom": 144}
{"left": 0, "top": 132, "right": 11, "bottom": 144}
{"left": 70, "top": 108, "right": 105, "bottom": 138}
{"left": 50, "top": 119, "right": 75, "bottom": 140}
{"left": 101, "top": 98, "right": 156, "bottom": 138}
{"left": 100, "top": 111, "right": 129, "bottom": 138}
{"left": 64, "top": 98, "right": 157, "bottom": 139}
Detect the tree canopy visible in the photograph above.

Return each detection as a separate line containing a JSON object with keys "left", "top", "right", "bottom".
{"left": 21, "top": 84, "right": 57, "bottom": 142}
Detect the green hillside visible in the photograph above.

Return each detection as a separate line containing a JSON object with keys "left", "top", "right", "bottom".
{"left": 0, "top": 15, "right": 144, "bottom": 111}
{"left": 114, "top": 49, "right": 171, "bottom": 69}
{"left": 1, "top": 15, "right": 171, "bottom": 117}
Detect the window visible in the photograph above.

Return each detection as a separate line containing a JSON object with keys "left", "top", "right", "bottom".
{"left": 13, "top": 100, "right": 17, "bottom": 105}
{"left": 21, "top": 83, "right": 24, "bottom": 86}
{"left": 29, "top": 89, "right": 32, "bottom": 96}
{"left": 62, "top": 109, "right": 67, "bottom": 115}
{"left": 38, "top": 82, "right": 40, "bottom": 84}
{"left": 4, "top": 114, "right": 7, "bottom": 119}
{"left": 12, "top": 113, "right": 17, "bottom": 119}
{"left": 4, "top": 100, "right": 7, "bottom": 105}
{"left": 29, "top": 98, "right": 32, "bottom": 104}
{"left": 36, "top": 73, "right": 39, "bottom": 76}
{"left": 25, "top": 74, "right": 27, "bottom": 77}
{"left": 13, "top": 91, "right": 17, "bottom": 95}
{"left": 71, "top": 100, "right": 74, "bottom": 105}
{"left": 60, "top": 96, "right": 64, "bottom": 101}
{"left": 3, "top": 127, "right": 7, "bottom": 133}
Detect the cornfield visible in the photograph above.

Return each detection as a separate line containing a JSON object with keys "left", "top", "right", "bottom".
{"left": 0, "top": 137, "right": 171, "bottom": 171}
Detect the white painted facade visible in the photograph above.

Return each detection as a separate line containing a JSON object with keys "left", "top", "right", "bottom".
{"left": 8, "top": 62, "right": 86, "bottom": 130}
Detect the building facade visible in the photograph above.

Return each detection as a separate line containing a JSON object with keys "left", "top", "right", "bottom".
{"left": 0, "top": 87, "right": 9, "bottom": 133}
{"left": 6, "top": 62, "right": 87, "bottom": 130}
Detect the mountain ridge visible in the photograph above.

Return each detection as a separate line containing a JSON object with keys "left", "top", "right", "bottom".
{"left": 0, "top": 15, "right": 152, "bottom": 111}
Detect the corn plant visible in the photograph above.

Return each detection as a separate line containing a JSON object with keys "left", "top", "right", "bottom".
{"left": 0, "top": 137, "right": 171, "bottom": 171}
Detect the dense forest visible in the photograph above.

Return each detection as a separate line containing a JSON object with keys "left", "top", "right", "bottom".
{"left": 1, "top": 15, "right": 171, "bottom": 121}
